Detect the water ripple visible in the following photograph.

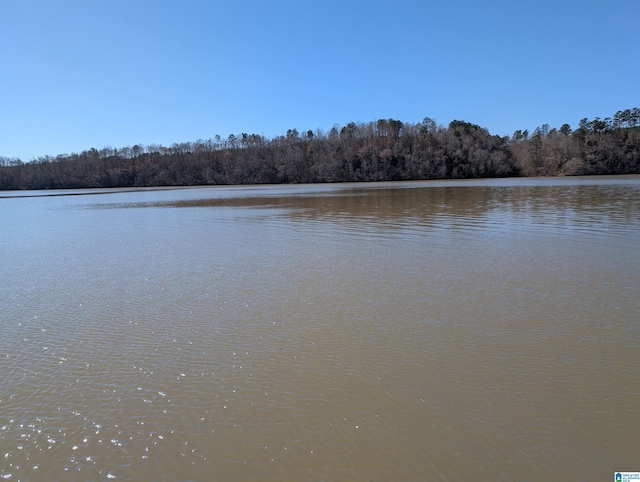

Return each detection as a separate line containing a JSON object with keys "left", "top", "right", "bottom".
{"left": 1, "top": 177, "right": 639, "bottom": 480}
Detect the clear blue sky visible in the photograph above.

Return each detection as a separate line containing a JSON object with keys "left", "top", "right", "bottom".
{"left": 1, "top": 0, "right": 638, "bottom": 161}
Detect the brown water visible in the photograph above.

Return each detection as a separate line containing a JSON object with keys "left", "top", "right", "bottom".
{"left": 1, "top": 176, "right": 639, "bottom": 481}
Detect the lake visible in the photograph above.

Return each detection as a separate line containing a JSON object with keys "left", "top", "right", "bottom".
{"left": 1, "top": 176, "right": 639, "bottom": 481}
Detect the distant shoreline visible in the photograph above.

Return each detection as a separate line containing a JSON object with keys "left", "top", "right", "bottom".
{"left": 2, "top": 110, "right": 639, "bottom": 191}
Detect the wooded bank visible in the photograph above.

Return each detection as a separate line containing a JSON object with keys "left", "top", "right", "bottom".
{"left": 1, "top": 108, "right": 638, "bottom": 190}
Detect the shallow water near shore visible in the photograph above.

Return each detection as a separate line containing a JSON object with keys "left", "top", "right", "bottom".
{"left": 1, "top": 176, "right": 639, "bottom": 481}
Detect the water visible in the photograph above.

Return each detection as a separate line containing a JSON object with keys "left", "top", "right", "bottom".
{"left": 1, "top": 176, "right": 639, "bottom": 481}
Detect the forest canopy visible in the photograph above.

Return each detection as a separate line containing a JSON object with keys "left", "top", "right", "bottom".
{"left": 1, "top": 108, "right": 639, "bottom": 190}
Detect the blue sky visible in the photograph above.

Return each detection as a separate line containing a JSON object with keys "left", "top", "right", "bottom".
{"left": 1, "top": 0, "right": 638, "bottom": 161}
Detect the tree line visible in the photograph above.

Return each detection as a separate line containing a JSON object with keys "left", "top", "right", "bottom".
{"left": 1, "top": 107, "right": 638, "bottom": 190}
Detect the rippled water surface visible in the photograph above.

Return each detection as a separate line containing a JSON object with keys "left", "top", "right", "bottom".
{"left": 1, "top": 177, "right": 639, "bottom": 481}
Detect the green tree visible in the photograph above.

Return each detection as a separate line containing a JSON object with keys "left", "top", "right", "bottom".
{"left": 560, "top": 124, "right": 572, "bottom": 136}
